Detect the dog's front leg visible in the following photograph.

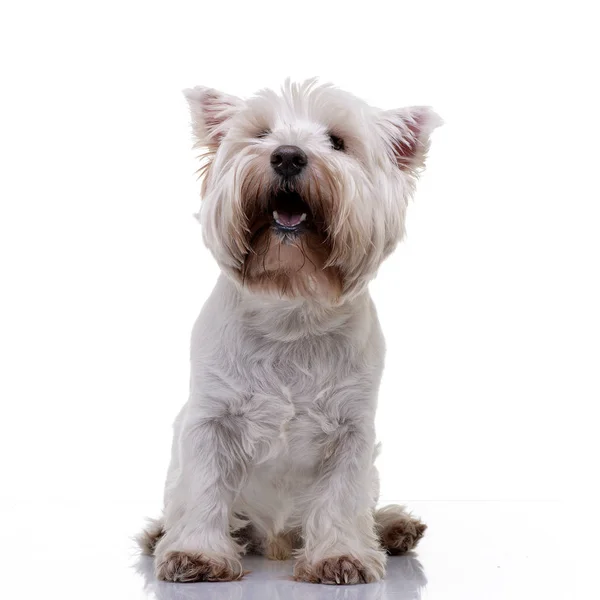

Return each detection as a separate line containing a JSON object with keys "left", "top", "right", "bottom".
{"left": 154, "top": 391, "right": 293, "bottom": 583}
{"left": 294, "top": 415, "right": 386, "bottom": 585}
{"left": 153, "top": 412, "right": 247, "bottom": 582}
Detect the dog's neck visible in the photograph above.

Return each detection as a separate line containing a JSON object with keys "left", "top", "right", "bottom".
{"left": 215, "top": 274, "right": 372, "bottom": 342}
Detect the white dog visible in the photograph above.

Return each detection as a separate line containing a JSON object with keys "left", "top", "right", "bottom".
{"left": 138, "top": 79, "right": 440, "bottom": 585}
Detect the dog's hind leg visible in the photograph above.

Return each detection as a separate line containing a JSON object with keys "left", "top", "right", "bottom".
{"left": 374, "top": 505, "right": 427, "bottom": 554}
{"left": 136, "top": 517, "right": 165, "bottom": 556}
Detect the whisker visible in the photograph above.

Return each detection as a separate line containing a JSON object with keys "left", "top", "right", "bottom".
{"left": 290, "top": 240, "right": 307, "bottom": 273}
{"left": 299, "top": 237, "right": 318, "bottom": 272}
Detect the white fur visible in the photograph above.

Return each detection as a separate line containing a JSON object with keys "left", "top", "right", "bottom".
{"left": 148, "top": 80, "right": 440, "bottom": 584}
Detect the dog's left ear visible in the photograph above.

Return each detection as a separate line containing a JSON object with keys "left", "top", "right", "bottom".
{"left": 183, "top": 86, "right": 243, "bottom": 147}
{"left": 379, "top": 107, "right": 442, "bottom": 173}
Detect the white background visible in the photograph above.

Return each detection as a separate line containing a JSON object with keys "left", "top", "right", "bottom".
{"left": 0, "top": 1, "right": 598, "bottom": 597}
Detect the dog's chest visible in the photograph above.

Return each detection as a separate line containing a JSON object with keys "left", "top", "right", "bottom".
{"left": 237, "top": 335, "right": 358, "bottom": 468}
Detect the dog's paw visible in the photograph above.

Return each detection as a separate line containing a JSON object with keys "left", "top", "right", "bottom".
{"left": 380, "top": 515, "right": 427, "bottom": 555}
{"left": 294, "top": 554, "right": 384, "bottom": 585}
{"left": 155, "top": 550, "right": 244, "bottom": 583}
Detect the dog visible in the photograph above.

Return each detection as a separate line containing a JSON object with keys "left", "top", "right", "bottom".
{"left": 138, "top": 79, "right": 440, "bottom": 585}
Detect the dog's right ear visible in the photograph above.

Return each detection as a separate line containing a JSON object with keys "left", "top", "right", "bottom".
{"left": 183, "top": 87, "right": 243, "bottom": 147}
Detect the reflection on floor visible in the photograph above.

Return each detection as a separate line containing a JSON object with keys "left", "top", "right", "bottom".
{"left": 1, "top": 500, "right": 573, "bottom": 599}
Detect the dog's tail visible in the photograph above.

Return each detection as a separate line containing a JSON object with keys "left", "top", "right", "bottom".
{"left": 374, "top": 504, "right": 427, "bottom": 554}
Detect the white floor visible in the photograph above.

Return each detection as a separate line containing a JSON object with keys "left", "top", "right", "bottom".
{"left": 1, "top": 498, "right": 586, "bottom": 599}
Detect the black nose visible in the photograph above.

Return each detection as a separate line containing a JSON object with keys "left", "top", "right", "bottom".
{"left": 270, "top": 145, "right": 308, "bottom": 177}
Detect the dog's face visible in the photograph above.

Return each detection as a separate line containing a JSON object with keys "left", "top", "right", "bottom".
{"left": 186, "top": 80, "right": 440, "bottom": 304}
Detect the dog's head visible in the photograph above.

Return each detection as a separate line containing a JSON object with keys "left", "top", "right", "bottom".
{"left": 185, "top": 80, "right": 440, "bottom": 304}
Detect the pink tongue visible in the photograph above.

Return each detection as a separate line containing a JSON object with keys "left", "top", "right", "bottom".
{"left": 277, "top": 211, "right": 303, "bottom": 227}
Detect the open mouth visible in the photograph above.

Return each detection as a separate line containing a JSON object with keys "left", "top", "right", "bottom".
{"left": 270, "top": 190, "right": 311, "bottom": 233}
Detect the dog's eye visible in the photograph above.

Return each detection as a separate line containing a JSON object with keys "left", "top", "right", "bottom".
{"left": 329, "top": 133, "right": 345, "bottom": 151}
{"left": 256, "top": 129, "right": 271, "bottom": 139}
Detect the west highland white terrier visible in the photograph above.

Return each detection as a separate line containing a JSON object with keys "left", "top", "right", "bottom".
{"left": 138, "top": 80, "right": 441, "bottom": 585}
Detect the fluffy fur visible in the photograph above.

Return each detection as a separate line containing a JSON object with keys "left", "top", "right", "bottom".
{"left": 139, "top": 79, "right": 440, "bottom": 585}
